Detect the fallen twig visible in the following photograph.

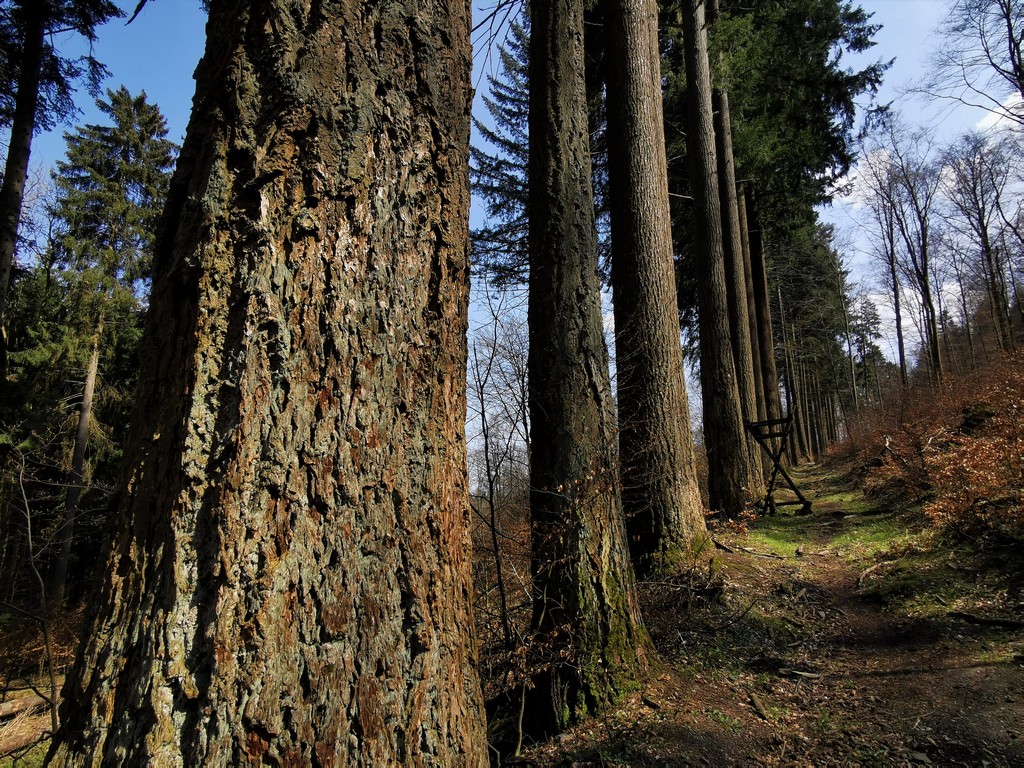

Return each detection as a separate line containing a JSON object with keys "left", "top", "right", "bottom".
{"left": 856, "top": 559, "right": 899, "bottom": 588}
{"left": 782, "top": 669, "right": 823, "bottom": 680}
{"left": 738, "top": 546, "right": 788, "bottom": 560}
{"left": 948, "top": 611, "right": 1024, "bottom": 629}
{"left": 749, "top": 692, "right": 771, "bottom": 721}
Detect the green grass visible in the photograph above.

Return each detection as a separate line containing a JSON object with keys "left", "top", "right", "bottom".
{"left": 744, "top": 514, "right": 813, "bottom": 556}
{"left": 749, "top": 467, "right": 925, "bottom": 563}
{"left": 827, "top": 513, "right": 916, "bottom": 560}
{"left": 1, "top": 739, "right": 49, "bottom": 767}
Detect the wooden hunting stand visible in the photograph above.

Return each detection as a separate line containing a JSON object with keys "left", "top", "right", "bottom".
{"left": 745, "top": 416, "right": 812, "bottom": 515}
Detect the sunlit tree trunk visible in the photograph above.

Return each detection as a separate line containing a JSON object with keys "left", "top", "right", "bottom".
{"left": 49, "top": 0, "right": 486, "bottom": 763}
{"left": 681, "top": 0, "right": 750, "bottom": 514}
{"left": 603, "top": 0, "right": 707, "bottom": 573}
{"left": 525, "top": 0, "right": 650, "bottom": 739}
{"left": 49, "top": 316, "right": 102, "bottom": 608}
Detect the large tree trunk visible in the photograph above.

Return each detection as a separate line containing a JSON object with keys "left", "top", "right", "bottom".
{"left": 680, "top": 0, "right": 750, "bottom": 515}
{"left": 49, "top": 1, "right": 487, "bottom": 764}
{"left": 49, "top": 317, "right": 103, "bottom": 609}
{"left": 0, "top": 0, "right": 48, "bottom": 381}
{"left": 603, "top": 0, "right": 707, "bottom": 574}
{"left": 526, "top": 0, "right": 649, "bottom": 738}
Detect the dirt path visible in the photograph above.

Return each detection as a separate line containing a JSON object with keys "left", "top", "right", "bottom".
{"left": 521, "top": 473, "right": 1024, "bottom": 766}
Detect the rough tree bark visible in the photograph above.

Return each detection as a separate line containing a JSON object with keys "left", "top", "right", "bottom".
{"left": 0, "top": 0, "right": 47, "bottom": 380}
{"left": 49, "top": 0, "right": 487, "bottom": 764}
{"left": 602, "top": 0, "right": 707, "bottom": 574}
{"left": 680, "top": 0, "right": 750, "bottom": 515}
{"left": 527, "top": 0, "right": 649, "bottom": 738}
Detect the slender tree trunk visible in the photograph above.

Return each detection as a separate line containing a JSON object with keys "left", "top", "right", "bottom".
{"left": 778, "top": 289, "right": 811, "bottom": 463}
{"left": 736, "top": 185, "right": 765, "bottom": 421}
{"left": 737, "top": 186, "right": 772, "bottom": 479}
{"left": 680, "top": 0, "right": 750, "bottom": 515}
{"left": 917, "top": 241, "right": 944, "bottom": 383}
{"left": 707, "top": 0, "right": 762, "bottom": 495}
{"left": 827, "top": 391, "right": 840, "bottom": 445}
{"left": 603, "top": 0, "right": 707, "bottom": 573}
{"left": 470, "top": 342, "right": 514, "bottom": 652}
{"left": 526, "top": 0, "right": 649, "bottom": 739}
{"left": 840, "top": 292, "right": 860, "bottom": 414}
{"left": 746, "top": 189, "right": 781, "bottom": 422}
{"left": 49, "top": 1, "right": 486, "bottom": 763}
{"left": 887, "top": 249, "right": 909, "bottom": 388}
{"left": 951, "top": 264, "right": 977, "bottom": 370}
{"left": 0, "top": 0, "right": 48, "bottom": 381}
{"left": 49, "top": 316, "right": 103, "bottom": 609}
{"left": 873, "top": 348, "right": 883, "bottom": 405}
{"left": 1007, "top": 258, "right": 1024, "bottom": 329}
{"left": 797, "top": 354, "right": 815, "bottom": 463}
{"left": 981, "top": 233, "right": 1011, "bottom": 353}
{"left": 780, "top": 321, "right": 799, "bottom": 466}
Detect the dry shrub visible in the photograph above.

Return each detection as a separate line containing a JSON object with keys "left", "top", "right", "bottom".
{"left": 470, "top": 488, "right": 533, "bottom": 699}
{"left": 842, "top": 355, "right": 1024, "bottom": 539}
{"left": 923, "top": 365, "right": 1024, "bottom": 538}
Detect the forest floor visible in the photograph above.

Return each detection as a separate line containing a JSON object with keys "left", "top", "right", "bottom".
{"left": 1, "top": 470, "right": 1022, "bottom": 766}
{"left": 518, "top": 468, "right": 1024, "bottom": 767}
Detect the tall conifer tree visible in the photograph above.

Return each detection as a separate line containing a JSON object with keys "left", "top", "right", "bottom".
{"left": 602, "top": 0, "right": 707, "bottom": 571}
{"left": 45, "top": 87, "right": 177, "bottom": 607}
{"left": 0, "top": 0, "right": 122, "bottom": 379}
{"left": 49, "top": 0, "right": 487, "bottom": 761}
{"left": 526, "top": 0, "right": 649, "bottom": 737}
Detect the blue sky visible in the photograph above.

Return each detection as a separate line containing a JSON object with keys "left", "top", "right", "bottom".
{"left": 28, "top": 1, "right": 986, "bottom": 184}
{"left": 14, "top": 0, "right": 1011, "bottom": 390}
{"left": 22, "top": 0, "right": 1004, "bottom": 332}
{"left": 30, "top": 1, "right": 206, "bottom": 169}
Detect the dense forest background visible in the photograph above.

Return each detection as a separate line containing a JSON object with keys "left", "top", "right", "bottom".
{"left": 0, "top": 0, "right": 1022, "bottom": 764}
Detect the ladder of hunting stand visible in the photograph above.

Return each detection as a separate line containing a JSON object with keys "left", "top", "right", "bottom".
{"left": 745, "top": 416, "right": 812, "bottom": 515}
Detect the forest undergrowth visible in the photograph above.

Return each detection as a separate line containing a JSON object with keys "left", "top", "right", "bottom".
{"left": 507, "top": 355, "right": 1024, "bottom": 766}
{"left": 2, "top": 361, "right": 1024, "bottom": 765}
{"left": 512, "top": 463, "right": 1024, "bottom": 766}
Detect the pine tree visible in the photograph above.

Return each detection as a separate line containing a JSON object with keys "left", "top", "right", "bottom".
{"left": 471, "top": 19, "right": 530, "bottom": 285}
{"left": 51, "top": 87, "right": 176, "bottom": 295}
{"left": 0, "top": 0, "right": 123, "bottom": 379}
{"left": 470, "top": 10, "right": 612, "bottom": 287}
{"left": 45, "top": 86, "right": 177, "bottom": 606}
